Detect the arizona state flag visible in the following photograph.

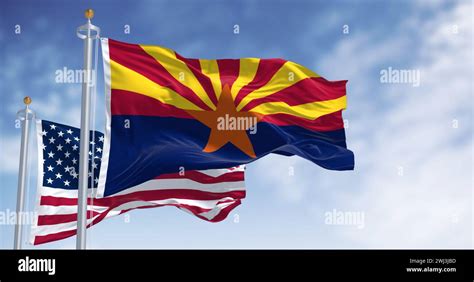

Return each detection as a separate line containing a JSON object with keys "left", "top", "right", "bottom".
{"left": 97, "top": 38, "right": 354, "bottom": 197}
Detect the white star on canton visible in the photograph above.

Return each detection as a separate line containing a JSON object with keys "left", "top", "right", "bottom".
{"left": 72, "top": 172, "right": 78, "bottom": 179}
{"left": 88, "top": 151, "right": 92, "bottom": 156}
{"left": 41, "top": 130, "right": 47, "bottom": 136}
{"left": 55, "top": 159, "right": 63, "bottom": 166}
{"left": 96, "top": 147, "right": 102, "bottom": 153}
{"left": 74, "top": 137, "right": 79, "bottom": 141}
{"left": 64, "top": 180, "right": 70, "bottom": 186}
{"left": 46, "top": 178, "right": 53, "bottom": 184}
{"left": 72, "top": 158, "right": 77, "bottom": 164}
{"left": 64, "top": 166, "right": 71, "bottom": 172}
{"left": 72, "top": 144, "right": 78, "bottom": 151}
{"left": 88, "top": 171, "right": 92, "bottom": 177}
{"left": 65, "top": 138, "right": 71, "bottom": 144}
{"left": 55, "top": 173, "right": 62, "bottom": 179}
{"left": 67, "top": 129, "right": 73, "bottom": 135}
{"left": 58, "top": 131, "right": 64, "bottom": 137}
{"left": 90, "top": 141, "right": 95, "bottom": 145}
{"left": 92, "top": 162, "right": 98, "bottom": 169}
{"left": 41, "top": 144, "right": 46, "bottom": 150}
{"left": 49, "top": 137, "right": 56, "bottom": 144}
{"left": 50, "top": 124, "right": 56, "bottom": 130}
{"left": 56, "top": 144, "right": 63, "bottom": 151}
{"left": 64, "top": 151, "right": 71, "bottom": 158}
{"left": 94, "top": 178, "right": 99, "bottom": 184}
{"left": 47, "top": 165, "right": 54, "bottom": 171}
{"left": 99, "top": 136, "right": 104, "bottom": 142}
{"left": 47, "top": 151, "right": 55, "bottom": 158}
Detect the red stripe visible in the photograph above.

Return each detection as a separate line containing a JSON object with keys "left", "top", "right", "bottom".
{"left": 108, "top": 39, "right": 213, "bottom": 111}
{"left": 111, "top": 89, "right": 193, "bottom": 118}
{"left": 259, "top": 110, "right": 345, "bottom": 131}
{"left": 34, "top": 229, "right": 76, "bottom": 245}
{"left": 37, "top": 210, "right": 100, "bottom": 226}
{"left": 217, "top": 59, "right": 240, "bottom": 90}
{"left": 241, "top": 78, "right": 347, "bottom": 111}
{"left": 155, "top": 170, "right": 244, "bottom": 184}
{"left": 33, "top": 207, "right": 110, "bottom": 245}
{"left": 234, "top": 58, "right": 287, "bottom": 106}
{"left": 175, "top": 53, "right": 219, "bottom": 106}
{"left": 110, "top": 87, "right": 343, "bottom": 131}
{"left": 40, "top": 190, "right": 246, "bottom": 207}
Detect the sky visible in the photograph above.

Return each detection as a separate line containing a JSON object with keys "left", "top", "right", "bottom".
{"left": 0, "top": 0, "right": 472, "bottom": 249}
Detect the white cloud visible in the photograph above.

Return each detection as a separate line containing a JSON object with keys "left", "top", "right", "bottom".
{"left": 249, "top": 155, "right": 308, "bottom": 203}
{"left": 249, "top": 1, "right": 472, "bottom": 248}
{"left": 1, "top": 36, "right": 101, "bottom": 176}
{"left": 27, "top": 86, "right": 83, "bottom": 128}
{"left": 332, "top": 1, "right": 472, "bottom": 248}
{"left": 0, "top": 135, "right": 21, "bottom": 173}
{"left": 358, "top": 1, "right": 472, "bottom": 248}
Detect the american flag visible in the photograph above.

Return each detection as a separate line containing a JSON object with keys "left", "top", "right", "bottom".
{"left": 30, "top": 120, "right": 246, "bottom": 245}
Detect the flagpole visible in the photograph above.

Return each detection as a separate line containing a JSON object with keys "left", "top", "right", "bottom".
{"left": 14, "top": 97, "right": 34, "bottom": 249}
{"left": 76, "top": 9, "right": 100, "bottom": 249}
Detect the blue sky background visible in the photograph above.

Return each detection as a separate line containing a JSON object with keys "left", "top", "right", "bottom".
{"left": 1, "top": 0, "right": 472, "bottom": 249}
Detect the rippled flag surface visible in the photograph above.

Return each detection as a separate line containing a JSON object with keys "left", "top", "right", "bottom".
{"left": 98, "top": 38, "right": 354, "bottom": 197}
{"left": 31, "top": 120, "right": 246, "bottom": 245}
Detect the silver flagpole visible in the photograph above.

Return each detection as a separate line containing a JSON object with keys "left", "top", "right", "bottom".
{"left": 76, "top": 9, "right": 100, "bottom": 249}
{"left": 14, "top": 96, "right": 34, "bottom": 249}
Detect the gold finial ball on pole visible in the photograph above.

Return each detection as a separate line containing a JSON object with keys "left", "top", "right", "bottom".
{"left": 23, "top": 96, "right": 32, "bottom": 105}
{"left": 85, "top": 9, "right": 94, "bottom": 19}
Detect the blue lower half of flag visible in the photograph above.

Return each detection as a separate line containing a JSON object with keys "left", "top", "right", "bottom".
{"left": 103, "top": 115, "right": 354, "bottom": 196}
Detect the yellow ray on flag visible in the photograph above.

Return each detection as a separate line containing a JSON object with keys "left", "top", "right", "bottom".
{"left": 230, "top": 58, "right": 260, "bottom": 99}
{"left": 199, "top": 59, "right": 222, "bottom": 100}
{"left": 249, "top": 96, "right": 346, "bottom": 120}
{"left": 110, "top": 60, "right": 202, "bottom": 111}
{"left": 140, "top": 44, "right": 217, "bottom": 110}
{"left": 236, "top": 61, "right": 320, "bottom": 111}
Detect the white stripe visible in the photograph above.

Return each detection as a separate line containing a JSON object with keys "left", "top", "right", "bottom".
{"left": 194, "top": 165, "right": 245, "bottom": 177}
{"left": 125, "top": 197, "right": 239, "bottom": 210}
{"left": 96, "top": 37, "right": 111, "bottom": 198}
{"left": 112, "top": 178, "right": 244, "bottom": 195}
{"left": 38, "top": 186, "right": 97, "bottom": 198}
{"left": 37, "top": 204, "right": 109, "bottom": 216}
{"left": 32, "top": 213, "right": 102, "bottom": 237}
